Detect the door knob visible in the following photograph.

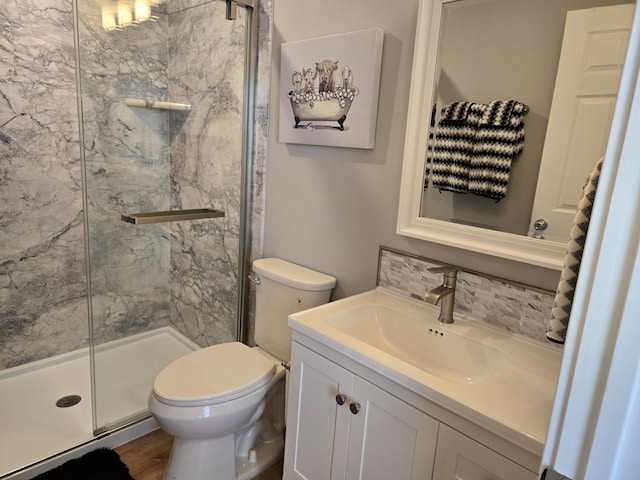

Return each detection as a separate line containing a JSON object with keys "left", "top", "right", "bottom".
{"left": 534, "top": 219, "right": 548, "bottom": 231}
{"left": 349, "top": 402, "right": 361, "bottom": 414}
{"left": 335, "top": 394, "right": 347, "bottom": 406}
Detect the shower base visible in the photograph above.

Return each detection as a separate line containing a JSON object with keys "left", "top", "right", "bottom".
{"left": 0, "top": 327, "right": 199, "bottom": 479}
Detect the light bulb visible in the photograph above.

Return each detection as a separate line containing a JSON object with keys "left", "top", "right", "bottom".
{"left": 101, "top": 5, "right": 117, "bottom": 31}
{"left": 117, "top": 2, "right": 133, "bottom": 27}
{"left": 134, "top": 0, "right": 151, "bottom": 22}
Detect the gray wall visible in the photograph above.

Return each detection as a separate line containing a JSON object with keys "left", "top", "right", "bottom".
{"left": 264, "top": 0, "right": 562, "bottom": 299}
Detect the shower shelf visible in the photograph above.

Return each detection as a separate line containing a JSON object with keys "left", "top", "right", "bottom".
{"left": 124, "top": 98, "right": 192, "bottom": 111}
{"left": 121, "top": 208, "right": 225, "bottom": 225}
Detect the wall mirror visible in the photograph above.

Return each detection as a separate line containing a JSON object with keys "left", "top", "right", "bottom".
{"left": 397, "top": 0, "right": 634, "bottom": 269}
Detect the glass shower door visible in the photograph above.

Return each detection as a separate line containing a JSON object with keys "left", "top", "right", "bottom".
{"left": 75, "top": 0, "right": 254, "bottom": 433}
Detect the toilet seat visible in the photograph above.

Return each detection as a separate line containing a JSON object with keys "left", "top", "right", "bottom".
{"left": 152, "top": 342, "right": 276, "bottom": 407}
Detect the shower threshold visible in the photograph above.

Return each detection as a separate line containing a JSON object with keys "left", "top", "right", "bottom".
{"left": 0, "top": 327, "right": 199, "bottom": 478}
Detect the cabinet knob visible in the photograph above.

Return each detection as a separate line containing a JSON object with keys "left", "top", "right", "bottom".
{"left": 335, "top": 394, "right": 347, "bottom": 406}
{"left": 349, "top": 402, "right": 361, "bottom": 414}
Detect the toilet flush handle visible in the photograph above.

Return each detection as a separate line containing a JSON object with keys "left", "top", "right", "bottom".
{"left": 247, "top": 273, "right": 261, "bottom": 285}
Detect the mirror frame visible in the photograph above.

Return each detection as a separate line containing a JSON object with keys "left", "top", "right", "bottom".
{"left": 397, "top": 0, "right": 565, "bottom": 270}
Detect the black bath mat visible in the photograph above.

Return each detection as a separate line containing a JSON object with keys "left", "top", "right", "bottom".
{"left": 31, "top": 448, "right": 134, "bottom": 480}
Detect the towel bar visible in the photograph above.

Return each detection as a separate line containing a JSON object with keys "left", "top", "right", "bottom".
{"left": 121, "top": 208, "right": 225, "bottom": 225}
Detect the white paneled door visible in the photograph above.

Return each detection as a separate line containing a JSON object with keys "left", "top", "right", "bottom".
{"left": 528, "top": 4, "right": 633, "bottom": 243}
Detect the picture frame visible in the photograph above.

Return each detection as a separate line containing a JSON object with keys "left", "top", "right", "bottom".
{"left": 279, "top": 28, "right": 385, "bottom": 149}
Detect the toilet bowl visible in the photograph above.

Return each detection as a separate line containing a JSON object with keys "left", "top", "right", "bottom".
{"left": 148, "top": 258, "right": 336, "bottom": 480}
{"left": 149, "top": 343, "right": 286, "bottom": 480}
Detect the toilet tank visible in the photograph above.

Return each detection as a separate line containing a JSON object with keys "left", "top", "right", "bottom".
{"left": 253, "top": 258, "right": 336, "bottom": 363}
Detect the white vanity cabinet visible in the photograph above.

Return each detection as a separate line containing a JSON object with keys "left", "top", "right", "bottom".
{"left": 283, "top": 342, "right": 439, "bottom": 480}
{"left": 284, "top": 339, "right": 541, "bottom": 480}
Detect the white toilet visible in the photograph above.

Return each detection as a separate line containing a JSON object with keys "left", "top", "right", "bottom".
{"left": 148, "top": 258, "right": 336, "bottom": 480}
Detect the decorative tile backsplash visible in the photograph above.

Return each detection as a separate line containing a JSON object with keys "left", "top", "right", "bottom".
{"left": 377, "top": 247, "right": 558, "bottom": 345}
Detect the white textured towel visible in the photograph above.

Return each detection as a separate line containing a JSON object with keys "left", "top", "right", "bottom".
{"left": 547, "top": 158, "right": 603, "bottom": 344}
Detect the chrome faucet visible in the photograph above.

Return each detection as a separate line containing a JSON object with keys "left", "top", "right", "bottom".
{"left": 424, "top": 265, "right": 458, "bottom": 324}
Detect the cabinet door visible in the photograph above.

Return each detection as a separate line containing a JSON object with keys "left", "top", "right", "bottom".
{"left": 346, "top": 377, "right": 439, "bottom": 480}
{"left": 433, "top": 424, "right": 537, "bottom": 480}
{"left": 284, "top": 343, "right": 355, "bottom": 480}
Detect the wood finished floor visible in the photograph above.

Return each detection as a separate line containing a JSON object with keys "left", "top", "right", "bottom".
{"left": 115, "top": 429, "right": 283, "bottom": 480}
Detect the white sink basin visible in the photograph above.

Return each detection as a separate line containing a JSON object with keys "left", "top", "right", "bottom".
{"left": 326, "top": 303, "right": 508, "bottom": 384}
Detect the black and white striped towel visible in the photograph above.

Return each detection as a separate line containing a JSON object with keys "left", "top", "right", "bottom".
{"left": 468, "top": 100, "right": 526, "bottom": 201}
{"left": 546, "top": 158, "right": 603, "bottom": 344}
{"left": 430, "top": 102, "right": 484, "bottom": 193}
{"left": 428, "top": 100, "right": 525, "bottom": 199}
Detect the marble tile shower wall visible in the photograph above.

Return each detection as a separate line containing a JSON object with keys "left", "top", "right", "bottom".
{"left": 0, "top": 0, "right": 272, "bottom": 369}
{"left": 167, "top": 1, "right": 247, "bottom": 346}
{"left": 378, "top": 248, "right": 557, "bottom": 344}
{"left": 78, "top": 0, "right": 173, "bottom": 345}
{"left": 77, "top": 0, "right": 243, "bottom": 347}
{"left": 0, "top": 0, "right": 89, "bottom": 368}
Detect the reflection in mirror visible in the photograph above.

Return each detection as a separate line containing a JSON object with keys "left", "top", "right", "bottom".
{"left": 423, "top": 0, "right": 631, "bottom": 239}
{"left": 397, "top": 0, "right": 635, "bottom": 268}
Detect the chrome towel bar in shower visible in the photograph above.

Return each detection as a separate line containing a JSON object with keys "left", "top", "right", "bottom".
{"left": 121, "top": 208, "right": 225, "bottom": 225}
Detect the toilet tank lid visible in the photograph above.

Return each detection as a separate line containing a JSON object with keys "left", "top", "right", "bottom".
{"left": 253, "top": 258, "right": 336, "bottom": 291}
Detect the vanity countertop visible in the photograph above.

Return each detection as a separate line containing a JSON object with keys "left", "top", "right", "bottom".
{"left": 288, "top": 287, "right": 563, "bottom": 457}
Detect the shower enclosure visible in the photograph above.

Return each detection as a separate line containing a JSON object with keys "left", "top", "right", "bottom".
{"left": 0, "top": 0, "right": 260, "bottom": 476}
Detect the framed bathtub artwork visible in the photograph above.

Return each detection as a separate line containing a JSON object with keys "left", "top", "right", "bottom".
{"left": 279, "top": 28, "right": 385, "bottom": 149}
